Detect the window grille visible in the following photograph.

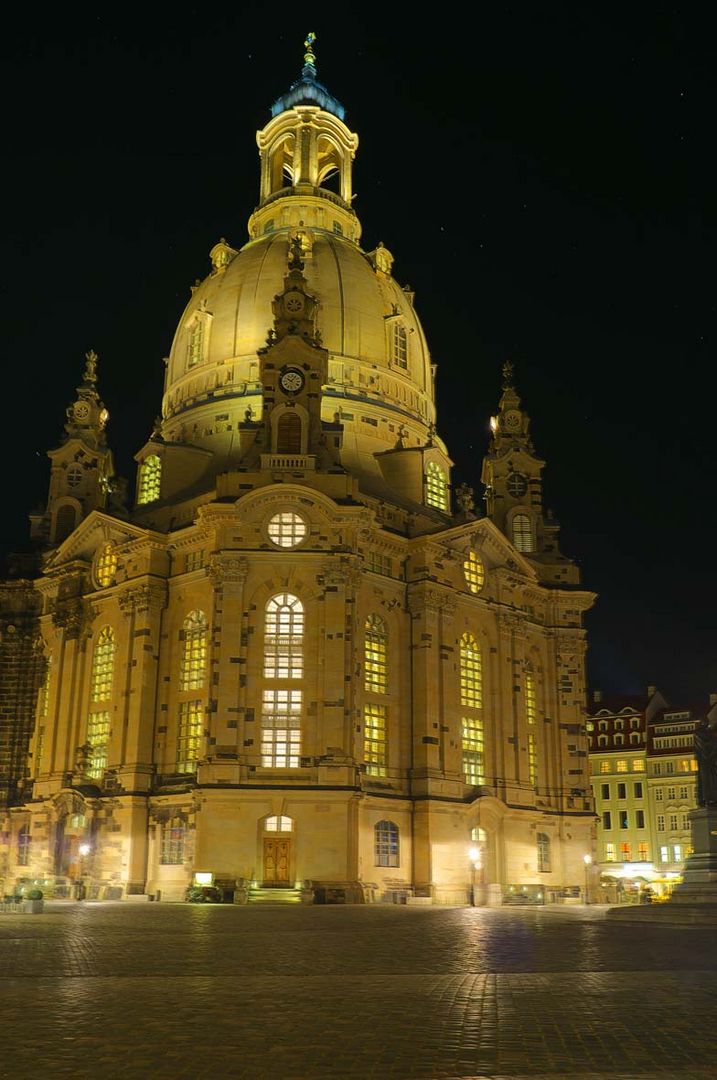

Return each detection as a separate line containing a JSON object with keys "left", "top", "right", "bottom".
{"left": 459, "top": 633, "right": 482, "bottom": 708}
{"left": 87, "top": 711, "right": 110, "bottom": 779}
{"left": 264, "top": 594, "right": 304, "bottom": 679}
{"left": 463, "top": 550, "right": 484, "bottom": 593}
{"left": 364, "top": 615, "right": 387, "bottom": 693}
{"left": 180, "top": 611, "right": 208, "bottom": 691}
{"left": 261, "top": 689, "right": 302, "bottom": 767}
{"left": 364, "top": 703, "right": 387, "bottom": 776}
{"left": 160, "top": 818, "right": 185, "bottom": 864}
{"left": 425, "top": 462, "right": 448, "bottom": 511}
{"left": 462, "top": 716, "right": 484, "bottom": 785}
{"left": 96, "top": 543, "right": 118, "bottom": 587}
{"left": 537, "top": 832, "right": 551, "bottom": 872}
{"left": 392, "top": 323, "right": 407, "bottom": 368}
{"left": 267, "top": 511, "right": 307, "bottom": 548}
{"left": 375, "top": 820, "right": 399, "bottom": 867}
{"left": 177, "top": 700, "right": 203, "bottom": 773}
{"left": 137, "top": 455, "right": 161, "bottom": 504}
{"left": 91, "top": 628, "right": 115, "bottom": 701}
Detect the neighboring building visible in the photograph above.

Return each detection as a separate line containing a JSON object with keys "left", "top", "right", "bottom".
{"left": 588, "top": 688, "right": 702, "bottom": 897}
{"left": 0, "top": 38, "right": 596, "bottom": 905}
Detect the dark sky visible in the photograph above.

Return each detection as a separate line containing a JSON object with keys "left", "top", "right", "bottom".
{"left": 2, "top": 6, "right": 714, "bottom": 702}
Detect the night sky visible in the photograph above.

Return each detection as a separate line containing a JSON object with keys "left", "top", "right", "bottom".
{"left": 2, "top": 7, "right": 713, "bottom": 703}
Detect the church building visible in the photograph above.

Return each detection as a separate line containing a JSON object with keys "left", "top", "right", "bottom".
{"left": 0, "top": 37, "right": 595, "bottom": 904}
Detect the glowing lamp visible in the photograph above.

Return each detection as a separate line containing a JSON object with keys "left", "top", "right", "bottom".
{"left": 78, "top": 843, "right": 91, "bottom": 857}
{"left": 194, "top": 872, "right": 213, "bottom": 886}
{"left": 468, "top": 847, "right": 479, "bottom": 864}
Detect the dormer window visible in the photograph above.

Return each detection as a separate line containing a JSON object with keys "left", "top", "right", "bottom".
{"left": 392, "top": 323, "right": 408, "bottom": 369}
{"left": 425, "top": 462, "right": 448, "bottom": 512}
{"left": 137, "top": 455, "right": 161, "bottom": 505}
{"left": 187, "top": 319, "right": 204, "bottom": 369}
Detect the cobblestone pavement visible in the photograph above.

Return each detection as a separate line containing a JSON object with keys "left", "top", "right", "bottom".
{"left": 2, "top": 903, "right": 717, "bottom": 1079}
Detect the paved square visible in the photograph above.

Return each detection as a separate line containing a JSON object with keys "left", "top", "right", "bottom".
{"left": 1, "top": 903, "right": 716, "bottom": 1078}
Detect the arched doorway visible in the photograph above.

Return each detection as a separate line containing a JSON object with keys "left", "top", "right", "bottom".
{"left": 261, "top": 815, "right": 293, "bottom": 887}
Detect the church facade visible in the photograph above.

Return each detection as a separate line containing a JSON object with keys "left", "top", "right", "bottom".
{"left": 0, "top": 38, "right": 595, "bottom": 905}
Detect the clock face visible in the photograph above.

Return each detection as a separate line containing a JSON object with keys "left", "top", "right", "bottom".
{"left": 74, "top": 402, "right": 90, "bottom": 421}
{"left": 284, "top": 293, "right": 304, "bottom": 314}
{"left": 503, "top": 411, "right": 521, "bottom": 430}
{"left": 506, "top": 473, "right": 528, "bottom": 499}
{"left": 279, "top": 368, "right": 305, "bottom": 394}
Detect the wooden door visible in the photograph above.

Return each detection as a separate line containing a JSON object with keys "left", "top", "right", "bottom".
{"left": 263, "top": 839, "right": 290, "bottom": 885}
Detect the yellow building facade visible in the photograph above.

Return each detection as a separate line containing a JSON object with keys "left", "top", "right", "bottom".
{"left": 1, "top": 39, "right": 595, "bottom": 904}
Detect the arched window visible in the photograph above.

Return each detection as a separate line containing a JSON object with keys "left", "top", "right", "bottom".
{"left": 17, "top": 825, "right": 30, "bottom": 867}
{"left": 187, "top": 319, "right": 204, "bottom": 368}
{"left": 264, "top": 594, "right": 304, "bottom": 679}
{"left": 364, "top": 614, "right": 387, "bottom": 693}
{"left": 91, "top": 628, "right": 115, "bottom": 701}
{"left": 425, "top": 462, "right": 448, "bottom": 512}
{"left": 375, "top": 820, "right": 399, "bottom": 867}
{"left": 137, "top": 455, "right": 161, "bottom": 505}
{"left": 525, "top": 664, "right": 538, "bottom": 787}
{"left": 460, "top": 633, "right": 482, "bottom": 708}
{"left": 55, "top": 504, "right": 77, "bottom": 542}
{"left": 264, "top": 815, "right": 293, "bottom": 832}
{"left": 160, "top": 818, "right": 185, "bottom": 865}
{"left": 180, "top": 611, "right": 208, "bottom": 691}
{"left": 537, "top": 832, "right": 551, "bottom": 872}
{"left": 392, "top": 323, "right": 407, "bottom": 368}
{"left": 463, "top": 551, "right": 485, "bottom": 594}
{"left": 512, "top": 513, "right": 534, "bottom": 553}
{"left": 262, "top": 594, "right": 304, "bottom": 768}
{"left": 276, "top": 411, "right": 302, "bottom": 454}
{"left": 95, "top": 543, "right": 118, "bottom": 588}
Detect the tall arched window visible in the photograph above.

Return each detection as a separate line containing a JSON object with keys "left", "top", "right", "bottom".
{"left": 187, "top": 319, "right": 204, "bottom": 368}
{"left": 364, "top": 615, "right": 387, "bottom": 693}
{"left": 375, "top": 820, "right": 399, "bottom": 867}
{"left": 17, "top": 825, "right": 30, "bottom": 867}
{"left": 276, "top": 411, "right": 302, "bottom": 454}
{"left": 525, "top": 663, "right": 538, "bottom": 788}
{"left": 87, "top": 627, "right": 114, "bottom": 780}
{"left": 160, "top": 818, "right": 185, "bottom": 865}
{"left": 462, "top": 717, "right": 484, "bottom": 786}
{"left": 460, "top": 633, "right": 482, "bottom": 708}
{"left": 425, "top": 462, "right": 448, "bottom": 511}
{"left": 512, "top": 513, "right": 534, "bottom": 553}
{"left": 137, "top": 455, "right": 161, "bottom": 505}
{"left": 55, "top": 504, "right": 77, "bottom": 542}
{"left": 537, "top": 832, "right": 551, "bottom": 872}
{"left": 262, "top": 593, "right": 304, "bottom": 767}
{"left": 180, "top": 611, "right": 208, "bottom": 691}
{"left": 264, "top": 594, "right": 304, "bottom": 679}
{"left": 95, "top": 543, "right": 118, "bottom": 588}
{"left": 392, "top": 323, "right": 407, "bottom": 368}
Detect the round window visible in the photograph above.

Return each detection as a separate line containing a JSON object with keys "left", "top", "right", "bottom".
{"left": 506, "top": 473, "right": 528, "bottom": 499}
{"left": 267, "top": 511, "right": 307, "bottom": 549}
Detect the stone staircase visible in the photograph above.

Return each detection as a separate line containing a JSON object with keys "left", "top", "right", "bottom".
{"left": 247, "top": 886, "right": 303, "bottom": 904}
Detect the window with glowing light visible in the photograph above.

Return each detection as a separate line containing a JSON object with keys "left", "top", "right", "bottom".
{"left": 86, "top": 711, "right": 110, "bottom": 779}
{"left": 267, "top": 511, "right": 307, "bottom": 548}
{"left": 462, "top": 716, "right": 484, "bottom": 786}
{"left": 17, "top": 825, "right": 30, "bottom": 867}
{"left": 364, "top": 614, "right": 387, "bottom": 693}
{"left": 527, "top": 733, "right": 537, "bottom": 788}
{"left": 659, "top": 845, "right": 669, "bottom": 863}
{"left": 605, "top": 842, "right": 616, "bottom": 862}
{"left": 425, "top": 462, "right": 448, "bottom": 512}
{"left": 160, "top": 818, "right": 185, "bottom": 864}
{"left": 637, "top": 842, "right": 649, "bottom": 861}
{"left": 525, "top": 665, "right": 537, "bottom": 786}
{"left": 392, "top": 323, "right": 408, "bottom": 369}
{"left": 261, "top": 689, "right": 301, "bottom": 767}
{"left": 537, "top": 832, "right": 551, "bottom": 872}
{"left": 600, "top": 761, "right": 610, "bottom": 774}
{"left": 91, "top": 627, "right": 115, "bottom": 701}
{"left": 620, "top": 842, "right": 632, "bottom": 861}
{"left": 374, "top": 820, "right": 399, "bottom": 867}
{"left": 177, "top": 700, "right": 203, "bottom": 773}
{"left": 459, "top": 633, "right": 482, "bottom": 708}
{"left": 137, "top": 455, "right": 161, "bottom": 504}
{"left": 95, "top": 543, "right": 118, "bottom": 588}
{"left": 180, "top": 611, "right": 208, "bottom": 691}
{"left": 512, "top": 513, "right": 534, "bottom": 553}
{"left": 264, "top": 815, "right": 292, "bottom": 833}
{"left": 264, "top": 594, "right": 304, "bottom": 679}
{"left": 463, "top": 551, "right": 484, "bottom": 594}
{"left": 616, "top": 759, "right": 628, "bottom": 773}
{"left": 364, "top": 703, "right": 387, "bottom": 776}
{"left": 632, "top": 759, "right": 645, "bottom": 771}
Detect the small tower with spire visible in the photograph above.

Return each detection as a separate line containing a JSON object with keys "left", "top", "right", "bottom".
{"left": 30, "top": 350, "right": 116, "bottom": 546}
{"left": 481, "top": 362, "right": 579, "bottom": 583}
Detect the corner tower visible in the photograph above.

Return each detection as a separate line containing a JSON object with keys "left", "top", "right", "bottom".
{"left": 481, "top": 361, "right": 579, "bottom": 584}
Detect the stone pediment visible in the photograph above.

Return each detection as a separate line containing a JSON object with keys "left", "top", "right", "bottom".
{"left": 417, "top": 517, "right": 538, "bottom": 580}
{"left": 43, "top": 511, "right": 160, "bottom": 572}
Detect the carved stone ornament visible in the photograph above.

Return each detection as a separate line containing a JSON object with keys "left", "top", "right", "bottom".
{"left": 496, "top": 611, "right": 526, "bottom": 635}
{"left": 50, "top": 599, "right": 87, "bottom": 637}
{"left": 118, "top": 583, "right": 168, "bottom": 617}
{"left": 208, "top": 555, "right": 249, "bottom": 587}
{"left": 407, "top": 587, "right": 456, "bottom": 617}
{"left": 320, "top": 559, "right": 362, "bottom": 590}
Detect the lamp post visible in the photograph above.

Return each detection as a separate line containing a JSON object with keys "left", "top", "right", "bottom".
{"left": 468, "top": 846, "right": 480, "bottom": 907}
{"left": 583, "top": 853, "right": 592, "bottom": 905}
{"left": 77, "top": 842, "right": 91, "bottom": 901}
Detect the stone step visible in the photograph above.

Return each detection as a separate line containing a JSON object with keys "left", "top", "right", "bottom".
{"left": 247, "top": 888, "right": 302, "bottom": 904}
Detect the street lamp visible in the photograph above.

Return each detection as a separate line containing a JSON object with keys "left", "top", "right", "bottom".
{"left": 468, "top": 846, "right": 481, "bottom": 907}
{"left": 77, "top": 843, "right": 91, "bottom": 901}
{"left": 583, "top": 853, "right": 592, "bottom": 905}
